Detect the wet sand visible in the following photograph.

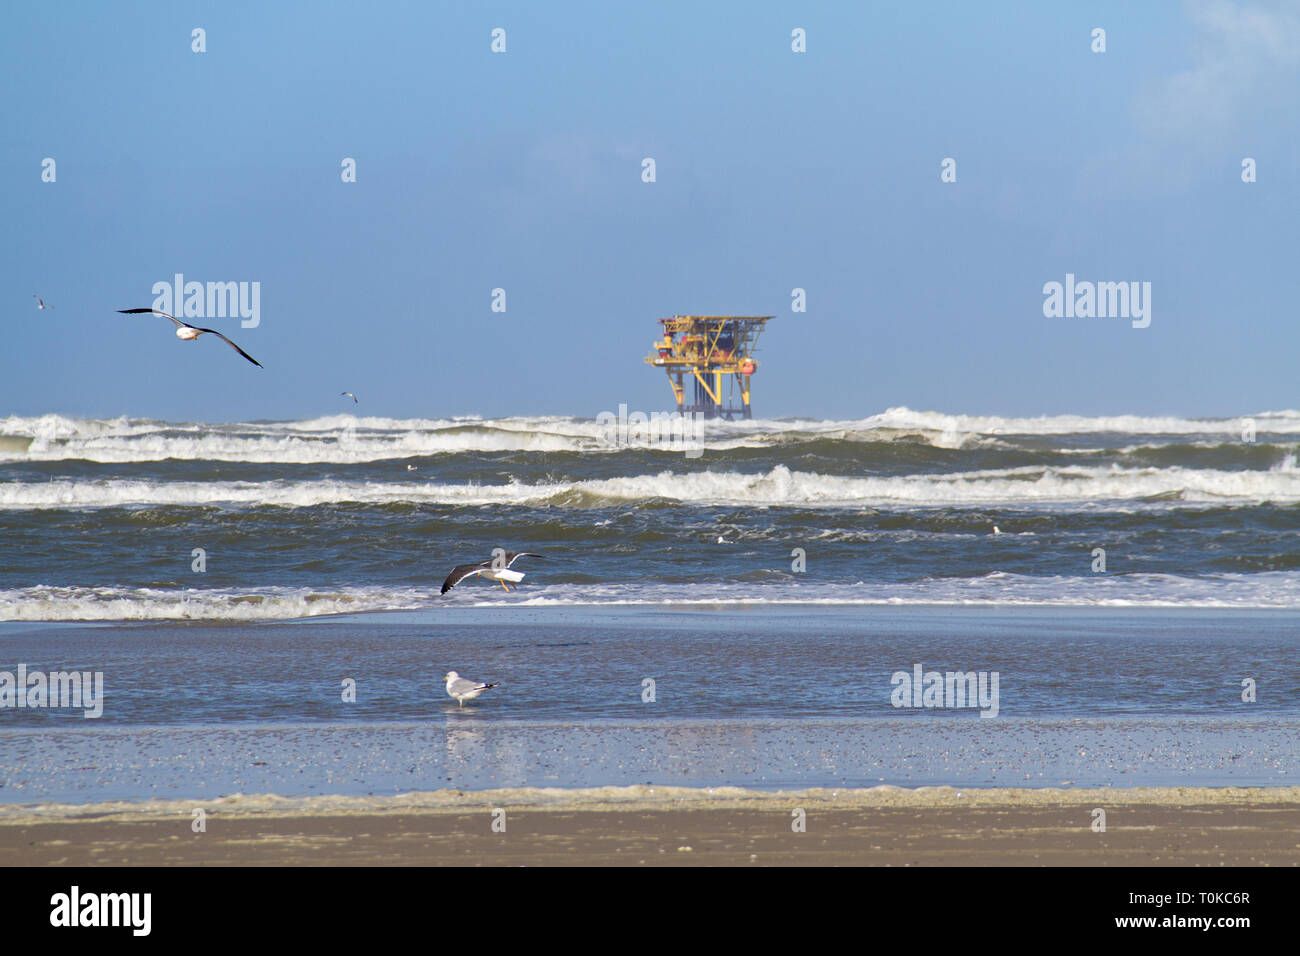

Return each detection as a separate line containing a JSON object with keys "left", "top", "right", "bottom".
{"left": 4, "top": 785, "right": 1298, "bottom": 866}
{"left": 5, "top": 715, "right": 1294, "bottom": 805}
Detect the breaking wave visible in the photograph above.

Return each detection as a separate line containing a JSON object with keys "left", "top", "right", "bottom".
{"left": 5, "top": 573, "right": 1300, "bottom": 621}
{"left": 4, "top": 407, "right": 1299, "bottom": 463}
{"left": 4, "top": 462, "right": 1300, "bottom": 510}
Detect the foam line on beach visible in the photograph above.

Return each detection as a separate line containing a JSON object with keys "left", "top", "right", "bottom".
{"left": 4, "top": 784, "right": 1298, "bottom": 825}
{"left": 6, "top": 571, "right": 1300, "bottom": 621}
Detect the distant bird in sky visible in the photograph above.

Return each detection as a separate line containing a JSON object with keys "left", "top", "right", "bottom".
{"left": 341, "top": 391, "right": 358, "bottom": 403}
{"left": 443, "top": 671, "right": 499, "bottom": 707}
{"left": 33, "top": 295, "right": 54, "bottom": 310}
{"left": 441, "top": 551, "right": 542, "bottom": 593}
{"left": 116, "top": 309, "right": 263, "bottom": 368}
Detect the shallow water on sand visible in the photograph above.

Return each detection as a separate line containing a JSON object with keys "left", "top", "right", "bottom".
{"left": 0, "top": 606, "right": 1295, "bottom": 802}
{"left": 1, "top": 605, "right": 1297, "bottom": 725}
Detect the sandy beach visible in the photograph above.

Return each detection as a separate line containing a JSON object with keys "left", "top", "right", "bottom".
{"left": 4, "top": 785, "right": 1297, "bottom": 866}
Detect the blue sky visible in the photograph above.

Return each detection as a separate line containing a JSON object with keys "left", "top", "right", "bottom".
{"left": 3, "top": 0, "right": 1298, "bottom": 421}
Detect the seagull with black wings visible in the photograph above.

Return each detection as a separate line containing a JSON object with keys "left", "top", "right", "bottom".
{"left": 441, "top": 550, "right": 543, "bottom": 594}
{"left": 117, "top": 308, "right": 263, "bottom": 368}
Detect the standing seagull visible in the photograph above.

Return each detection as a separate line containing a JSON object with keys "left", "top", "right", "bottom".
{"left": 341, "top": 391, "right": 358, "bottom": 403}
{"left": 117, "top": 309, "right": 263, "bottom": 368}
{"left": 441, "top": 551, "right": 543, "bottom": 594}
{"left": 443, "top": 671, "right": 499, "bottom": 707}
{"left": 33, "top": 295, "right": 54, "bottom": 310}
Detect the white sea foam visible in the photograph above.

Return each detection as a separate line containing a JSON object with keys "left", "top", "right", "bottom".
{"left": 3, "top": 572, "right": 1299, "bottom": 621}
{"left": 4, "top": 408, "right": 1298, "bottom": 463}
{"left": 837, "top": 407, "right": 1300, "bottom": 437}
{"left": 0, "top": 585, "right": 434, "bottom": 622}
{"left": 3, "top": 462, "right": 1299, "bottom": 510}
{"left": 0, "top": 414, "right": 609, "bottom": 462}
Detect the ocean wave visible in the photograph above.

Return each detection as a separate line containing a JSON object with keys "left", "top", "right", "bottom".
{"left": 4, "top": 408, "right": 1298, "bottom": 463}
{"left": 4, "top": 573, "right": 1300, "bottom": 621}
{"left": 835, "top": 407, "right": 1300, "bottom": 437}
{"left": 4, "top": 463, "right": 1300, "bottom": 510}
{"left": 0, "top": 415, "right": 611, "bottom": 463}
{"left": 0, "top": 585, "right": 433, "bottom": 622}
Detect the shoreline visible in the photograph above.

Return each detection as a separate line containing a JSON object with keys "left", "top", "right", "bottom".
{"left": 7, "top": 782, "right": 1300, "bottom": 821}
{"left": 7, "top": 600, "right": 1300, "bottom": 630}
{"left": 5, "top": 785, "right": 1298, "bottom": 866}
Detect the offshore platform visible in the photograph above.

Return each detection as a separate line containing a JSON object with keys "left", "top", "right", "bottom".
{"left": 644, "top": 315, "right": 773, "bottom": 419}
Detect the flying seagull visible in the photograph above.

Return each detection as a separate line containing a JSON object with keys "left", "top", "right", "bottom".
{"left": 342, "top": 392, "right": 358, "bottom": 403}
{"left": 443, "top": 671, "right": 499, "bottom": 707}
{"left": 441, "top": 551, "right": 543, "bottom": 594}
{"left": 116, "top": 308, "right": 263, "bottom": 368}
{"left": 33, "top": 295, "right": 54, "bottom": 310}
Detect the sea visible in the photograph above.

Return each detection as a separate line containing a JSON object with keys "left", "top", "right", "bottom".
{"left": 0, "top": 406, "right": 1296, "bottom": 802}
